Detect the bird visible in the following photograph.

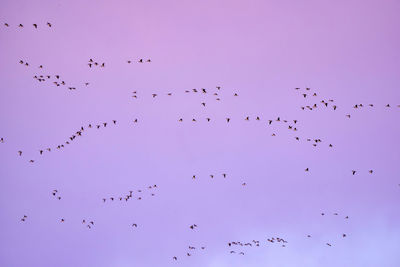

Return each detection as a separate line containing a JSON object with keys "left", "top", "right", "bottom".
{"left": 47, "top": 22, "right": 52, "bottom": 27}
{"left": 18, "top": 24, "right": 23, "bottom": 28}
{"left": 33, "top": 24, "right": 37, "bottom": 28}
{"left": 173, "top": 257, "right": 177, "bottom": 260}
{"left": 369, "top": 170, "right": 373, "bottom": 174}
{"left": 132, "top": 223, "right": 137, "bottom": 227}
{"left": 222, "top": 173, "right": 227, "bottom": 178}
{"left": 305, "top": 168, "right": 309, "bottom": 172}
{"left": 352, "top": 170, "right": 356, "bottom": 175}
{"left": 4, "top": 23, "right": 9, "bottom": 27}
{"left": 18, "top": 151, "right": 22, "bottom": 156}
{"left": 342, "top": 234, "right": 347, "bottom": 238}
{"left": 326, "top": 243, "right": 332, "bottom": 247}
{"left": 226, "top": 118, "right": 230, "bottom": 123}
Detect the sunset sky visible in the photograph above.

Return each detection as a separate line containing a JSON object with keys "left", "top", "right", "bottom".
{"left": 0, "top": 0, "right": 399, "bottom": 266}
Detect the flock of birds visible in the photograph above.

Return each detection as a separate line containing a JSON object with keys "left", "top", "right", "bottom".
{"left": 1, "top": 20, "right": 399, "bottom": 264}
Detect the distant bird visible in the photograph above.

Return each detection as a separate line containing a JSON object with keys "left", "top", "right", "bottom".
{"left": 342, "top": 234, "right": 346, "bottom": 238}
{"left": 138, "top": 59, "right": 143, "bottom": 63}
{"left": 132, "top": 223, "right": 137, "bottom": 227}
{"left": 326, "top": 243, "right": 331, "bottom": 247}
{"left": 61, "top": 218, "right": 65, "bottom": 222}
{"left": 47, "top": 22, "right": 52, "bottom": 27}
{"left": 369, "top": 170, "right": 373, "bottom": 174}
{"left": 18, "top": 24, "right": 23, "bottom": 28}
{"left": 206, "top": 118, "right": 211, "bottom": 122}
{"left": 305, "top": 168, "right": 309, "bottom": 172}
{"left": 201, "top": 102, "right": 206, "bottom": 107}
{"left": 226, "top": 118, "right": 230, "bottom": 123}
{"left": 18, "top": 151, "right": 22, "bottom": 156}
{"left": 4, "top": 23, "right": 9, "bottom": 27}
{"left": 33, "top": 24, "right": 38, "bottom": 28}
{"left": 352, "top": 170, "right": 356, "bottom": 175}
{"left": 222, "top": 173, "right": 227, "bottom": 178}
{"left": 146, "top": 59, "right": 151, "bottom": 62}
{"left": 173, "top": 256, "right": 177, "bottom": 260}
{"left": 234, "top": 93, "right": 238, "bottom": 96}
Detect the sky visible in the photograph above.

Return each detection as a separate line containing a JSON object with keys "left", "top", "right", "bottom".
{"left": 0, "top": 0, "right": 400, "bottom": 266}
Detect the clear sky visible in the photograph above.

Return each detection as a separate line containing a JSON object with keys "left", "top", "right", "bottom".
{"left": 0, "top": 0, "right": 399, "bottom": 266}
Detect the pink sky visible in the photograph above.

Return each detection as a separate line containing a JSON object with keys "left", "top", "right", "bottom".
{"left": 0, "top": 0, "right": 400, "bottom": 266}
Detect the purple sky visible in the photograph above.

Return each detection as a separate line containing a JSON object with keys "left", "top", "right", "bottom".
{"left": 1, "top": 0, "right": 400, "bottom": 266}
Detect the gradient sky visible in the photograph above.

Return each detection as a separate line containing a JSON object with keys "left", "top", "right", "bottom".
{"left": 1, "top": 0, "right": 400, "bottom": 266}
